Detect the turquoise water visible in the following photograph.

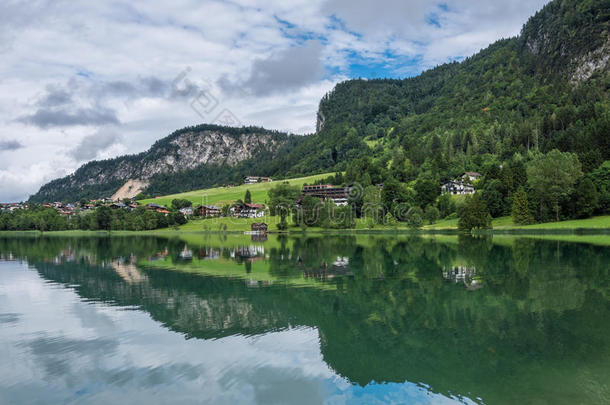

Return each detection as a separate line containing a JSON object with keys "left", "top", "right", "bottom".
{"left": 0, "top": 234, "right": 608, "bottom": 404}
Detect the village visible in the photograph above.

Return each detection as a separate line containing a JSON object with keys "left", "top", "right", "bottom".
{"left": 0, "top": 173, "right": 483, "bottom": 219}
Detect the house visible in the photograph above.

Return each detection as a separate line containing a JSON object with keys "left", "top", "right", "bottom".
{"left": 196, "top": 205, "right": 221, "bottom": 217}
{"left": 251, "top": 222, "right": 268, "bottom": 234}
{"left": 244, "top": 176, "right": 272, "bottom": 185}
{"left": 110, "top": 202, "right": 127, "bottom": 209}
{"left": 145, "top": 203, "right": 170, "bottom": 215}
{"left": 145, "top": 203, "right": 166, "bottom": 211}
{"left": 2, "top": 203, "right": 25, "bottom": 212}
{"left": 301, "top": 185, "right": 352, "bottom": 206}
{"left": 461, "top": 172, "right": 482, "bottom": 183}
{"left": 179, "top": 207, "right": 194, "bottom": 217}
{"left": 232, "top": 203, "right": 265, "bottom": 218}
{"left": 441, "top": 181, "right": 475, "bottom": 195}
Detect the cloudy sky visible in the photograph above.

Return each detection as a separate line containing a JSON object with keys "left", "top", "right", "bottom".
{"left": 0, "top": 0, "right": 550, "bottom": 202}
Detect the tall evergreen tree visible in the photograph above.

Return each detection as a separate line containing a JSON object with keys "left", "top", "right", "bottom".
{"left": 244, "top": 189, "right": 252, "bottom": 204}
{"left": 511, "top": 186, "right": 534, "bottom": 225}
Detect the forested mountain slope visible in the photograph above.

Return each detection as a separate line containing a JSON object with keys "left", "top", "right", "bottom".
{"left": 30, "top": 0, "right": 609, "bottom": 202}
{"left": 310, "top": 0, "right": 609, "bottom": 177}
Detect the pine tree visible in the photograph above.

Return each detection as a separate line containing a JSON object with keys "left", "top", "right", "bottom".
{"left": 511, "top": 186, "right": 534, "bottom": 225}
{"left": 244, "top": 189, "right": 252, "bottom": 204}
{"left": 384, "top": 212, "right": 397, "bottom": 227}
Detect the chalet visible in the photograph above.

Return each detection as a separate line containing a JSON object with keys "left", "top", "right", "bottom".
{"left": 251, "top": 222, "right": 268, "bottom": 234}
{"left": 244, "top": 176, "right": 272, "bottom": 185}
{"left": 441, "top": 181, "right": 475, "bottom": 195}
{"left": 145, "top": 203, "right": 170, "bottom": 215}
{"left": 232, "top": 203, "right": 265, "bottom": 218}
{"left": 110, "top": 202, "right": 127, "bottom": 209}
{"left": 145, "top": 203, "right": 166, "bottom": 210}
{"left": 179, "top": 207, "right": 194, "bottom": 217}
{"left": 301, "top": 185, "right": 352, "bottom": 206}
{"left": 461, "top": 172, "right": 482, "bottom": 183}
{"left": 196, "top": 205, "right": 221, "bottom": 217}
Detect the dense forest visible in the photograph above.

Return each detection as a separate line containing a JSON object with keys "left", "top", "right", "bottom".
{"left": 29, "top": 0, "right": 610, "bottom": 218}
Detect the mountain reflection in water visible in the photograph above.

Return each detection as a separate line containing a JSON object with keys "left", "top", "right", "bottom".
{"left": 0, "top": 234, "right": 609, "bottom": 404}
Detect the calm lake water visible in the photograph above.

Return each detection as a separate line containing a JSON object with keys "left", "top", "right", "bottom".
{"left": 0, "top": 234, "right": 608, "bottom": 404}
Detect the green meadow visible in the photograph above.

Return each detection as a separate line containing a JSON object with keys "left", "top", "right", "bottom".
{"left": 139, "top": 173, "right": 333, "bottom": 208}
{"left": 424, "top": 215, "right": 610, "bottom": 231}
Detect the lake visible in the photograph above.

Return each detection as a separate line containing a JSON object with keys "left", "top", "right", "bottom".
{"left": 0, "top": 234, "right": 608, "bottom": 404}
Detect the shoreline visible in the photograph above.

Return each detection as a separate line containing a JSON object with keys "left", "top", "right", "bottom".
{"left": 1, "top": 227, "right": 608, "bottom": 236}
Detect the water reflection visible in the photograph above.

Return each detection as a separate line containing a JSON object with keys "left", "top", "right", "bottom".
{"left": 0, "top": 234, "right": 609, "bottom": 404}
{"left": 443, "top": 266, "right": 481, "bottom": 290}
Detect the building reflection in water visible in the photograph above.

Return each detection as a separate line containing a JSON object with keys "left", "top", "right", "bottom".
{"left": 301, "top": 256, "right": 353, "bottom": 280}
{"left": 443, "top": 266, "right": 482, "bottom": 290}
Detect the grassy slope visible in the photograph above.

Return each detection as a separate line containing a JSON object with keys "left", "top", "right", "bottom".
{"left": 142, "top": 257, "right": 336, "bottom": 291}
{"left": 424, "top": 216, "right": 610, "bottom": 231}
{"left": 139, "top": 173, "right": 333, "bottom": 208}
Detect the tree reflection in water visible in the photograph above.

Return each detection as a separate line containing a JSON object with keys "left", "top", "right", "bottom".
{"left": 0, "top": 234, "right": 609, "bottom": 403}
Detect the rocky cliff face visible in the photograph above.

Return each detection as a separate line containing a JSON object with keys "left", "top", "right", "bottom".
{"left": 570, "top": 37, "right": 610, "bottom": 84}
{"left": 29, "top": 125, "right": 290, "bottom": 202}
{"left": 521, "top": 0, "right": 609, "bottom": 82}
{"left": 81, "top": 129, "right": 281, "bottom": 185}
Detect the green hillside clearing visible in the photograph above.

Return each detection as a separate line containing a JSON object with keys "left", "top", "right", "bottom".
{"left": 139, "top": 173, "right": 333, "bottom": 208}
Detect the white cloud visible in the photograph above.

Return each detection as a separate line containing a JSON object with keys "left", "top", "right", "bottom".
{"left": 0, "top": 0, "right": 551, "bottom": 201}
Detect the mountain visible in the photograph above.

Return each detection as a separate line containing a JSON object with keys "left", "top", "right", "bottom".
{"left": 30, "top": 0, "right": 610, "bottom": 203}
{"left": 29, "top": 125, "right": 303, "bottom": 202}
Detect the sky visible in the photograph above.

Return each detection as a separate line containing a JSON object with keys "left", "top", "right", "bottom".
{"left": 0, "top": 0, "right": 550, "bottom": 202}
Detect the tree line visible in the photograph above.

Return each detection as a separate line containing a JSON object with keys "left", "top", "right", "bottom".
{"left": 0, "top": 205, "right": 186, "bottom": 232}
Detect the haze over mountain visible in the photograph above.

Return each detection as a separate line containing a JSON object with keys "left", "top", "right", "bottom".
{"left": 0, "top": 0, "right": 554, "bottom": 202}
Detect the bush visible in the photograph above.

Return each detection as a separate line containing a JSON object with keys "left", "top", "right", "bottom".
{"left": 424, "top": 205, "right": 440, "bottom": 225}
